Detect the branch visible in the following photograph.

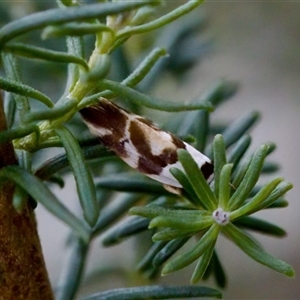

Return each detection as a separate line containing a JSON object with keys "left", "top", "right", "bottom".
{"left": 0, "top": 90, "right": 54, "bottom": 299}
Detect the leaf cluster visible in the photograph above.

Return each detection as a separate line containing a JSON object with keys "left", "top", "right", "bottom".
{"left": 0, "top": 1, "right": 294, "bottom": 300}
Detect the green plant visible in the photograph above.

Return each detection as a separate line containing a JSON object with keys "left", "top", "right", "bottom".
{"left": 0, "top": 1, "right": 294, "bottom": 299}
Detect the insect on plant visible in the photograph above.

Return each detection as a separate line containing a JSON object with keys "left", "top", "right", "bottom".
{"left": 0, "top": 1, "right": 295, "bottom": 299}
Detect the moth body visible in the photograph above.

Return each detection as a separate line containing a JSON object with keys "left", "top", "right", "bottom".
{"left": 80, "top": 98, "right": 213, "bottom": 188}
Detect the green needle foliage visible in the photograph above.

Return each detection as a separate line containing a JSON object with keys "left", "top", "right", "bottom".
{"left": 130, "top": 137, "right": 294, "bottom": 282}
{"left": 0, "top": 1, "right": 294, "bottom": 299}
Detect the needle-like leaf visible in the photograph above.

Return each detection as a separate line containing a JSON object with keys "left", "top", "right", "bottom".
{"left": 0, "top": 166, "right": 90, "bottom": 242}
{"left": 56, "top": 127, "right": 98, "bottom": 227}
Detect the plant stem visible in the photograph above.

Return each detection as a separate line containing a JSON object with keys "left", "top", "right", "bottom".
{"left": 0, "top": 91, "right": 54, "bottom": 299}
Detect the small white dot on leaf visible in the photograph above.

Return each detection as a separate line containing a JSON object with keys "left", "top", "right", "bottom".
{"left": 212, "top": 207, "right": 230, "bottom": 226}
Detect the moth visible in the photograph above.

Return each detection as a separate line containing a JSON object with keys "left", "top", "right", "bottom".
{"left": 80, "top": 98, "right": 213, "bottom": 191}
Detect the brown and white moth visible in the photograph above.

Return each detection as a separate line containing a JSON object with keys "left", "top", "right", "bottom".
{"left": 80, "top": 98, "right": 213, "bottom": 190}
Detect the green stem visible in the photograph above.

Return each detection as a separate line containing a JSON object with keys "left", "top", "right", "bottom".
{"left": 114, "top": 0, "right": 205, "bottom": 49}
{"left": 0, "top": 2, "right": 159, "bottom": 47}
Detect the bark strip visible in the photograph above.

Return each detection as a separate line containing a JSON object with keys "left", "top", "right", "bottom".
{"left": 0, "top": 91, "right": 54, "bottom": 299}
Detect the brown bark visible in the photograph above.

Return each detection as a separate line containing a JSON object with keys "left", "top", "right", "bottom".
{"left": 0, "top": 92, "right": 54, "bottom": 299}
